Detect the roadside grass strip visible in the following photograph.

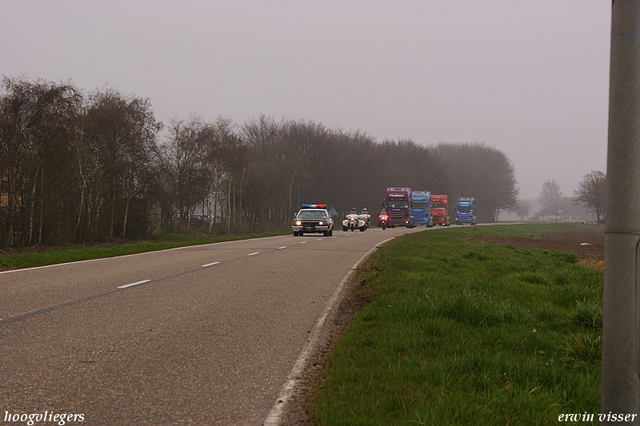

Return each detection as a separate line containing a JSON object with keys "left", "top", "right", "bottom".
{"left": 0, "top": 232, "right": 285, "bottom": 271}
{"left": 311, "top": 223, "right": 602, "bottom": 425}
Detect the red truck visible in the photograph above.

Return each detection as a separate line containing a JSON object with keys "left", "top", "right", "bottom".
{"left": 381, "top": 187, "right": 415, "bottom": 228}
{"left": 430, "top": 195, "right": 451, "bottom": 226}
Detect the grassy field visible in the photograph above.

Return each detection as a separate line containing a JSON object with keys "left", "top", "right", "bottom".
{"left": 0, "top": 232, "right": 284, "bottom": 271}
{"left": 311, "top": 223, "right": 603, "bottom": 425}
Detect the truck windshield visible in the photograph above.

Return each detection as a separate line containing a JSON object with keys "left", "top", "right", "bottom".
{"left": 458, "top": 206, "right": 472, "bottom": 212}
{"left": 384, "top": 201, "right": 409, "bottom": 209}
{"left": 412, "top": 202, "right": 429, "bottom": 209}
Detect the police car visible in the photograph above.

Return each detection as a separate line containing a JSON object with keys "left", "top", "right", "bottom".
{"left": 292, "top": 204, "right": 334, "bottom": 236}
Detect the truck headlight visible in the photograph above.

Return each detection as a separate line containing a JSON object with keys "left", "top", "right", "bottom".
{"left": 295, "top": 220, "right": 302, "bottom": 226}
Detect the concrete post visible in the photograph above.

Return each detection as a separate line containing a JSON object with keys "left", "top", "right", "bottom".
{"left": 602, "top": 1, "right": 640, "bottom": 424}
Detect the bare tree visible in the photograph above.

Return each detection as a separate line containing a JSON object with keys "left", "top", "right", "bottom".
{"left": 574, "top": 170, "right": 606, "bottom": 224}
{"left": 538, "top": 179, "right": 562, "bottom": 210}
{"left": 0, "top": 77, "right": 81, "bottom": 247}
{"left": 156, "top": 116, "right": 213, "bottom": 231}
{"left": 202, "top": 117, "right": 243, "bottom": 234}
{"left": 515, "top": 199, "right": 532, "bottom": 220}
{"left": 0, "top": 78, "right": 164, "bottom": 246}
{"left": 240, "top": 116, "right": 282, "bottom": 231}
{"left": 83, "top": 88, "right": 161, "bottom": 240}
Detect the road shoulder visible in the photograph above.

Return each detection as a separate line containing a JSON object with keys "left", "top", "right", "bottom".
{"left": 271, "top": 258, "right": 374, "bottom": 425}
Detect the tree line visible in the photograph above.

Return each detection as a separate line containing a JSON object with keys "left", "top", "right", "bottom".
{"left": 0, "top": 77, "right": 518, "bottom": 247}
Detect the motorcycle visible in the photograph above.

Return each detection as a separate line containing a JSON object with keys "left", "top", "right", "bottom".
{"left": 360, "top": 210, "right": 371, "bottom": 230}
{"left": 379, "top": 212, "right": 389, "bottom": 230}
{"left": 343, "top": 213, "right": 366, "bottom": 232}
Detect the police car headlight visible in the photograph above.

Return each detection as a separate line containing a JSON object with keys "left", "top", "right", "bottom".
{"left": 318, "top": 221, "right": 324, "bottom": 225}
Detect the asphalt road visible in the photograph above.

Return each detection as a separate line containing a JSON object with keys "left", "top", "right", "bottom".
{"left": 0, "top": 226, "right": 428, "bottom": 425}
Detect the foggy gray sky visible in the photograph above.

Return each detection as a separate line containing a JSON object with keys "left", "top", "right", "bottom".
{"left": 2, "top": 1, "right": 610, "bottom": 200}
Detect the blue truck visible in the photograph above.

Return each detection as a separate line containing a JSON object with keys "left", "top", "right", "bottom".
{"left": 411, "top": 190, "right": 433, "bottom": 227}
{"left": 455, "top": 197, "right": 477, "bottom": 225}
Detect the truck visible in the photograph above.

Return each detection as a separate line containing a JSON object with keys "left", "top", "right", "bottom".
{"left": 430, "top": 195, "right": 451, "bottom": 226}
{"left": 411, "top": 190, "right": 433, "bottom": 227}
{"left": 455, "top": 197, "right": 477, "bottom": 225}
{"left": 381, "top": 187, "right": 415, "bottom": 228}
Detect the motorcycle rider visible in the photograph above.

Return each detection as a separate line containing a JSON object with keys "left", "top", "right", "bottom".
{"left": 360, "top": 208, "right": 370, "bottom": 227}
{"left": 378, "top": 208, "right": 389, "bottom": 229}
{"left": 344, "top": 207, "right": 359, "bottom": 231}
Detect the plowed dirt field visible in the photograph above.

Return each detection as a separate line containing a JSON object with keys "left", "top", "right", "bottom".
{"left": 469, "top": 224, "right": 605, "bottom": 269}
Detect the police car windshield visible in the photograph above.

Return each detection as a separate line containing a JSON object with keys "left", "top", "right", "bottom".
{"left": 298, "top": 210, "right": 327, "bottom": 219}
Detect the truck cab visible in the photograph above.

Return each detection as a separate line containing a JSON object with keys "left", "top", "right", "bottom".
{"left": 381, "top": 187, "right": 415, "bottom": 228}
{"left": 411, "top": 190, "right": 433, "bottom": 227}
{"left": 430, "top": 195, "right": 450, "bottom": 226}
{"left": 455, "top": 197, "right": 477, "bottom": 225}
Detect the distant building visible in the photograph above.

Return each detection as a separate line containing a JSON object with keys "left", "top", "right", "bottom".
{"left": 534, "top": 198, "right": 594, "bottom": 222}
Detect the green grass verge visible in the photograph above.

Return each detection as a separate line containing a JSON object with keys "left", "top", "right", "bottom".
{"left": 311, "top": 223, "right": 602, "bottom": 425}
{"left": 0, "top": 232, "right": 285, "bottom": 270}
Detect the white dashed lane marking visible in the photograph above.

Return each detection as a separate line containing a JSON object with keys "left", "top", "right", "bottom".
{"left": 117, "top": 280, "right": 151, "bottom": 289}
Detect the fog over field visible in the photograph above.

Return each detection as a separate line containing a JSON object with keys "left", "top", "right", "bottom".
{"left": 1, "top": 1, "right": 610, "bottom": 200}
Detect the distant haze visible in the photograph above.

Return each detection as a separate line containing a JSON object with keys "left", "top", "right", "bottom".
{"left": 1, "top": 1, "right": 610, "bottom": 200}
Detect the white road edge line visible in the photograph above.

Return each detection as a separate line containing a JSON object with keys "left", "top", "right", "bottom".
{"left": 263, "top": 235, "right": 397, "bottom": 426}
{"left": 202, "top": 262, "right": 220, "bottom": 267}
{"left": 278, "top": 246, "right": 287, "bottom": 250}
{"left": 117, "top": 279, "right": 151, "bottom": 289}
{"left": 248, "top": 252, "right": 260, "bottom": 256}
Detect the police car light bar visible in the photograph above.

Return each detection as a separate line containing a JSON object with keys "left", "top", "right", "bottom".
{"left": 301, "top": 204, "right": 327, "bottom": 209}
